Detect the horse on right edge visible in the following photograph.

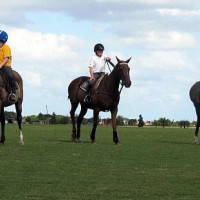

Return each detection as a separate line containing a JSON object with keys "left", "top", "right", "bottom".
{"left": 190, "top": 81, "right": 200, "bottom": 144}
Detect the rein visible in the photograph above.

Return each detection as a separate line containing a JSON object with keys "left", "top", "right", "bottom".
{"left": 106, "top": 61, "right": 114, "bottom": 73}
{"left": 94, "top": 61, "right": 125, "bottom": 99}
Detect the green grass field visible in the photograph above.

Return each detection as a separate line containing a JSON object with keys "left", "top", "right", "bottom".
{"left": 0, "top": 124, "right": 199, "bottom": 200}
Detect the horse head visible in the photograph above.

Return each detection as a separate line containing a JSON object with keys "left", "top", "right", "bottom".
{"left": 116, "top": 57, "right": 132, "bottom": 88}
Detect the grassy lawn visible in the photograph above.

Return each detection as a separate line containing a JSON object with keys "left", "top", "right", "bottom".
{"left": 0, "top": 124, "right": 199, "bottom": 199}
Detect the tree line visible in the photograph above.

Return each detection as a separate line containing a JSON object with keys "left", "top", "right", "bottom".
{"left": 5, "top": 111, "right": 196, "bottom": 128}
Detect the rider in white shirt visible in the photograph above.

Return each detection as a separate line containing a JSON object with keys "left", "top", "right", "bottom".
{"left": 84, "top": 43, "right": 111, "bottom": 103}
{"left": 89, "top": 43, "right": 111, "bottom": 81}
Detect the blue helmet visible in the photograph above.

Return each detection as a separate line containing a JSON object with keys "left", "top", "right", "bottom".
{"left": 0, "top": 30, "right": 8, "bottom": 44}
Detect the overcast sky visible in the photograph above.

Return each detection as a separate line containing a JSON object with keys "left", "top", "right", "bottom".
{"left": 1, "top": 0, "right": 200, "bottom": 121}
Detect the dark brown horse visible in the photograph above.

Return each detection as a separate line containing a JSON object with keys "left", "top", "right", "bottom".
{"left": 190, "top": 81, "right": 200, "bottom": 144}
{"left": 0, "top": 70, "right": 24, "bottom": 145}
{"left": 68, "top": 57, "right": 131, "bottom": 144}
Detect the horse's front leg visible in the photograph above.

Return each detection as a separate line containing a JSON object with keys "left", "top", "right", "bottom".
{"left": 194, "top": 105, "right": 200, "bottom": 144}
{"left": 0, "top": 106, "right": 5, "bottom": 144}
{"left": 15, "top": 100, "right": 24, "bottom": 145}
{"left": 77, "top": 105, "right": 87, "bottom": 142}
{"left": 90, "top": 108, "right": 99, "bottom": 143}
{"left": 111, "top": 107, "right": 120, "bottom": 145}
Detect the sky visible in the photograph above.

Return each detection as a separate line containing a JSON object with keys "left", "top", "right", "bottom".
{"left": 1, "top": 0, "right": 200, "bottom": 121}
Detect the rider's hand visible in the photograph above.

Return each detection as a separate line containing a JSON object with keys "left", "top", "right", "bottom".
{"left": 90, "top": 77, "right": 95, "bottom": 81}
{"left": 105, "top": 57, "right": 111, "bottom": 61}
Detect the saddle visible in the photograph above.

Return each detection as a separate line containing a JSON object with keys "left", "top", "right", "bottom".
{"left": 80, "top": 74, "right": 107, "bottom": 104}
{"left": 80, "top": 74, "right": 106, "bottom": 93}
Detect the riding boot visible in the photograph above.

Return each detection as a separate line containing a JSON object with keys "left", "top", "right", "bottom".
{"left": 9, "top": 80, "right": 17, "bottom": 102}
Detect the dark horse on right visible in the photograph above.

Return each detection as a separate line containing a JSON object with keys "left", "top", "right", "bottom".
{"left": 68, "top": 57, "right": 131, "bottom": 145}
{"left": 190, "top": 81, "right": 200, "bottom": 144}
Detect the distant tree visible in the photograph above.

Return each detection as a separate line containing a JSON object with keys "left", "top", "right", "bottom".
{"left": 5, "top": 111, "right": 16, "bottom": 121}
{"left": 138, "top": 114, "right": 144, "bottom": 127}
{"left": 26, "top": 117, "right": 32, "bottom": 124}
{"left": 116, "top": 115, "right": 124, "bottom": 126}
{"left": 38, "top": 113, "right": 44, "bottom": 120}
{"left": 178, "top": 120, "right": 190, "bottom": 128}
{"left": 152, "top": 120, "right": 158, "bottom": 127}
{"left": 50, "top": 112, "right": 56, "bottom": 124}
{"left": 128, "top": 119, "right": 138, "bottom": 126}
{"left": 59, "top": 116, "right": 70, "bottom": 124}
{"left": 157, "top": 118, "right": 171, "bottom": 128}
{"left": 31, "top": 115, "right": 39, "bottom": 121}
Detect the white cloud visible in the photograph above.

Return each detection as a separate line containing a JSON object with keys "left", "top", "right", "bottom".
{"left": 21, "top": 69, "right": 43, "bottom": 87}
{"left": 7, "top": 28, "right": 81, "bottom": 63}
{"left": 122, "top": 31, "right": 195, "bottom": 50}
{"left": 170, "top": 94, "right": 181, "bottom": 102}
{"left": 157, "top": 9, "right": 200, "bottom": 17}
{"left": 135, "top": 50, "right": 187, "bottom": 75}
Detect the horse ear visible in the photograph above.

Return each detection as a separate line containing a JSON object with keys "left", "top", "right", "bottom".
{"left": 116, "top": 56, "right": 120, "bottom": 63}
{"left": 126, "top": 57, "right": 132, "bottom": 63}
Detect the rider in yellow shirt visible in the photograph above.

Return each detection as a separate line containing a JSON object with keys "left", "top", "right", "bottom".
{"left": 0, "top": 30, "right": 17, "bottom": 102}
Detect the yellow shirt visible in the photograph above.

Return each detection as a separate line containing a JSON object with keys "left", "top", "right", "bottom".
{"left": 0, "top": 44, "right": 12, "bottom": 67}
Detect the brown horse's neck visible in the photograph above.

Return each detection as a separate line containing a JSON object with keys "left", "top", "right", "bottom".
{"left": 106, "top": 67, "right": 121, "bottom": 94}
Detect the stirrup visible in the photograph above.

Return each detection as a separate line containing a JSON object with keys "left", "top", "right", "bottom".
{"left": 84, "top": 95, "right": 91, "bottom": 103}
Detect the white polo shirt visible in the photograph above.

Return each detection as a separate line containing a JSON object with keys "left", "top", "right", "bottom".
{"left": 89, "top": 55, "right": 107, "bottom": 73}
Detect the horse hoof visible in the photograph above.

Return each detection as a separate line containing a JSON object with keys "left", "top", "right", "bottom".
{"left": 115, "top": 143, "right": 121, "bottom": 147}
{"left": 71, "top": 134, "right": 76, "bottom": 141}
{"left": 91, "top": 140, "right": 96, "bottom": 144}
{"left": 71, "top": 137, "right": 76, "bottom": 142}
{"left": 194, "top": 141, "right": 199, "bottom": 145}
{"left": 19, "top": 141, "right": 24, "bottom": 145}
{"left": 0, "top": 141, "right": 4, "bottom": 145}
{"left": 76, "top": 138, "right": 82, "bottom": 143}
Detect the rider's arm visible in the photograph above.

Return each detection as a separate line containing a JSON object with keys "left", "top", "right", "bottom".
{"left": 0, "top": 57, "right": 9, "bottom": 68}
{"left": 89, "top": 67, "right": 95, "bottom": 80}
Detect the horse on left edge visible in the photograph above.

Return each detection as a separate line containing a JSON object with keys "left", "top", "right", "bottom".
{"left": 0, "top": 70, "right": 24, "bottom": 145}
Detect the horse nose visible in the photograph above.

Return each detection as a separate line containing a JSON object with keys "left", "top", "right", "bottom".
{"left": 125, "top": 81, "right": 131, "bottom": 88}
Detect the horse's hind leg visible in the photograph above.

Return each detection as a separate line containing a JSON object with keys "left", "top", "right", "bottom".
{"left": 90, "top": 108, "right": 99, "bottom": 143}
{"left": 0, "top": 106, "right": 5, "bottom": 144}
{"left": 70, "top": 102, "right": 79, "bottom": 141}
{"left": 15, "top": 100, "right": 24, "bottom": 145}
{"left": 77, "top": 105, "right": 87, "bottom": 142}
{"left": 194, "top": 103, "right": 200, "bottom": 144}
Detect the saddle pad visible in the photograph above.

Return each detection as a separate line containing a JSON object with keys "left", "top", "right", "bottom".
{"left": 93, "top": 74, "right": 105, "bottom": 91}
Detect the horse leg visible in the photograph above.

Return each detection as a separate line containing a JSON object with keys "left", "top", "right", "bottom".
{"left": 90, "top": 108, "right": 99, "bottom": 143}
{"left": 194, "top": 103, "right": 200, "bottom": 144}
{"left": 15, "top": 101, "right": 24, "bottom": 145}
{"left": 0, "top": 106, "right": 5, "bottom": 144}
{"left": 77, "top": 105, "right": 88, "bottom": 142}
{"left": 111, "top": 107, "right": 120, "bottom": 145}
{"left": 70, "top": 103, "right": 79, "bottom": 141}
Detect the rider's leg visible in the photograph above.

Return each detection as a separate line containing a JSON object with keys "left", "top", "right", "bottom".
{"left": 1, "top": 66, "right": 17, "bottom": 101}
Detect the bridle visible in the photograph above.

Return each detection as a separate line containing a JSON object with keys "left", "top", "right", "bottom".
{"left": 106, "top": 61, "right": 130, "bottom": 97}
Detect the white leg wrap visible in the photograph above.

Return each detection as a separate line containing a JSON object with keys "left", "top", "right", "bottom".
{"left": 19, "top": 130, "right": 24, "bottom": 145}
{"left": 194, "top": 136, "right": 199, "bottom": 144}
